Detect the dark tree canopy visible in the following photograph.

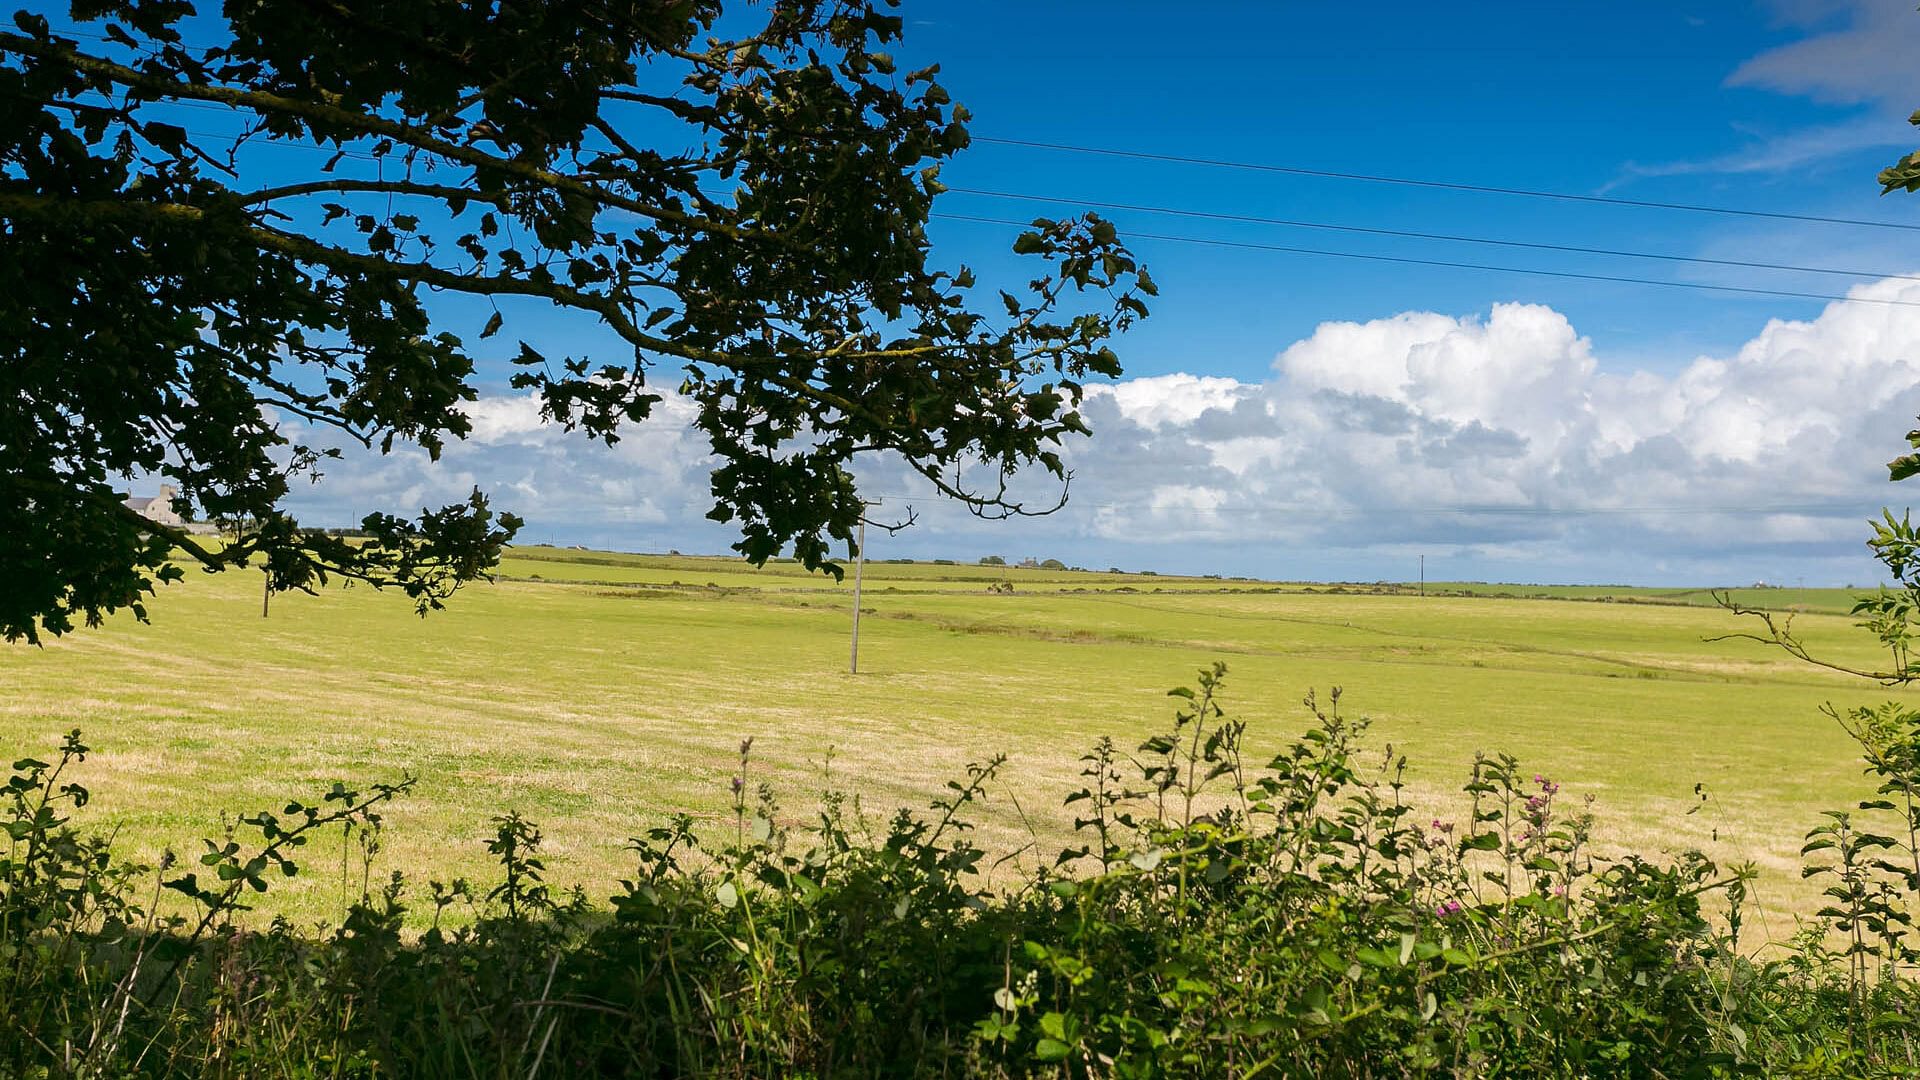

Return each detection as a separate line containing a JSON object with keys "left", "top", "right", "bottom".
{"left": 0, "top": 0, "right": 1152, "bottom": 643}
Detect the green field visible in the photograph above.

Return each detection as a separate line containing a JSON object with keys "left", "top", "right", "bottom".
{"left": 0, "top": 547, "right": 1904, "bottom": 936}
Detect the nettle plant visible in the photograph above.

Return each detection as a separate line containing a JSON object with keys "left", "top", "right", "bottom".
{"left": 0, "top": 733, "right": 409, "bottom": 1076}
{"left": 974, "top": 666, "right": 1739, "bottom": 1077}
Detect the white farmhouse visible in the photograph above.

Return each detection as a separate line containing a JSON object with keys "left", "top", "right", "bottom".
{"left": 122, "top": 484, "right": 185, "bottom": 528}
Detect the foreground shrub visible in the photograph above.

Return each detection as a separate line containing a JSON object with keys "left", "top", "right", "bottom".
{"left": 3, "top": 669, "right": 1916, "bottom": 1076}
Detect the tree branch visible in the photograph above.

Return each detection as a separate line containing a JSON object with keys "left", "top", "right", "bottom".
{"left": 1707, "top": 592, "right": 1914, "bottom": 685}
{"left": 240, "top": 178, "right": 511, "bottom": 207}
{"left": 0, "top": 190, "right": 970, "bottom": 368}
{"left": 0, "top": 32, "right": 755, "bottom": 242}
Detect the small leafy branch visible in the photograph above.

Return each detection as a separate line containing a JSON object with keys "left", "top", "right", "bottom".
{"left": 150, "top": 776, "right": 413, "bottom": 1003}
{"left": 1707, "top": 418, "right": 1920, "bottom": 1064}
{"left": 1713, "top": 489, "right": 1920, "bottom": 686}
{"left": 2, "top": 738, "right": 413, "bottom": 1074}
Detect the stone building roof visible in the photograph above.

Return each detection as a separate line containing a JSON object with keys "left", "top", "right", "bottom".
{"left": 122, "top": 485, "right": 184, "bottom": 527}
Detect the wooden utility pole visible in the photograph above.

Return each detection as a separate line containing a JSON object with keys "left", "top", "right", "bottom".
{"left": 849, "top": 502, "right": 874, "bottom": 674}
{"left": 1419, "top": 554, "right": 1424, "bottom": 596}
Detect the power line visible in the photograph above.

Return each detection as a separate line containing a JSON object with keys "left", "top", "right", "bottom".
{"left": 104, "top": 118, "right": 1920, "bottom": 291}
{"left": 67, "top": 125, "right": 1920, "bottom": 306}
{"left": 79, "top": 129, "right": 1919, "bottom": 307}
{"left": 135, "top": 124, "right": 1920, "bottom": 304}
{"left": 935, "top": 211, "right": 1920, "bottom": 308}
{"left": 972, "top": 136, "right": 1920, "bottom": 233}
{"left": 41, "top": 24, "right": 1917, "bottom": 234}
{"left": 32, "top": 50, "right": 1919, "bottom": 304}
{"left": 35, "top": 26, "right": 1920, "bottom": 235}
{"left": 947, "top": 186, "right": 1920, "bottom": 284}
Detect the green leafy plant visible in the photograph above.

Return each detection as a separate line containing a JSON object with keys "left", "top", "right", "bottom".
{"left": 9, "top": 669, "right": 1846, "bottom": 1076}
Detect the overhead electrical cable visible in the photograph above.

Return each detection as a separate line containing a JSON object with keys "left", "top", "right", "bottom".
{"left": 81, "top": 117, "right": 1920, "bottom": 290}
{"left": 29, "top": 73, "right": 1920, "bottom": 304}
{"left": 55, "top": 122, "right": 1920, "bottom": 307}
{"left": 154, "top": 131, "right": 1920, "bottom": 305}
{"left": 935, "top": 212, "right": 1920, "bottom": 308}
{"left": 946, "top": 186, "right": 1920, "bottom": 284}
{"left": 30, "top": 28, "right": 1919, "bottom": 233}
{"left": 972, "top": 135, "right": 1920, "bottom": 233}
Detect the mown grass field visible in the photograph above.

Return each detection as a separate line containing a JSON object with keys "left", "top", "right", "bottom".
{"left": 1, "top": 546, "right": 1906, "bottom": 936}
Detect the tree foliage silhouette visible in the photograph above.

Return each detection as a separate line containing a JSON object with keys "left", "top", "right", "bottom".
{"left": 0, "top": 0, "right": 1152, "bottom": 642}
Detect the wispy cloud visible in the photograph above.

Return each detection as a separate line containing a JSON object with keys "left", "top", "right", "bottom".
{"left": 1606, "top": 115, "right": 1912, "bottom": 188}
{"left": 1607, "top": 0, "right": 1918, "bottom": 187}
{"left": 1731, "top": 0, "right": 1920, "bottom": 109}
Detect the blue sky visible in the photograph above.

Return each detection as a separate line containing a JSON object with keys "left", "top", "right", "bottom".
{"left": 70, "top": 0, "right": 1920, "bottom": 584}
{"left": 902, "top": 0, "right": 1920, "bottom": 373}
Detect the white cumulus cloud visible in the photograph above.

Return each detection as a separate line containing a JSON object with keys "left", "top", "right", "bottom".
{"left": 282, "top": 279, "right": 1920, "bottom": 584}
